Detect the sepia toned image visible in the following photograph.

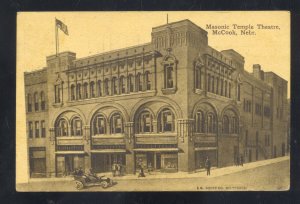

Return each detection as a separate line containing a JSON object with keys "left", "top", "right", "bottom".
{"left": 16, "top": 11, "right": 290, "bottom": 191}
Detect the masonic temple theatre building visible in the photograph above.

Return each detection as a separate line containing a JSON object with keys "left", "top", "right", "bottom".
{"left": 24, "top": 19, "right": 288, "bottom": 178}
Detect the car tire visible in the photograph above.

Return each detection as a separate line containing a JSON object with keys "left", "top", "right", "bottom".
{"left": 101, "top": 181, "right": 108, "bottom": 188}
{"left": 75, "top": 181, "right": 84, "bottom": 190}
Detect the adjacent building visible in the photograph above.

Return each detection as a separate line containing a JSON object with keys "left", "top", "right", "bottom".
{"left": 24, "top": 19, "right": 288, "bottom": 178}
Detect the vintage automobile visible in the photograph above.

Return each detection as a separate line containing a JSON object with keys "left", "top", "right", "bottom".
{"left": 73, "top": 171, "right": 114, "bottom": 190}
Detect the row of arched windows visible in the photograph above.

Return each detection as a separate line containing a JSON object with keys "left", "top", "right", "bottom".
{"left": 55, "top": 108, "right": 238, "bottom": 137}
{"left": 70, "top": 72, "right": 152, "bottom": 101}
{"left": 27, "top": 91, "right": 46, "bottom": 112}
{"left": 194, "top": 110, "right": 239, "bottom": 134}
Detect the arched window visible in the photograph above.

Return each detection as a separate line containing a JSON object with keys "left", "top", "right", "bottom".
{"left": 34, "top": 92, "right": 39, "bottom": 111}
{"left": 195, "top": 111, "right": 204, "bottom": 133}
{"left": 90, "top": 81, "right": 95, "bottom": 98}
{"left": 27, "top": 94, "right": 32, "bottom": 112}
{"left": 207, "top": 113, "right": 216, "bottom": 133}
{"left": 128, "top": 74, "right": 134, "bottom": 92}
{"left": 71, "top": 84, "right": 75, "bottom": 100}
{"left": 229, "top": 82, "right": 231, "bottom": 98}
{"left": 237, "top": 84, "right": 241, "bottom": 101}
{"left": 93, "top": 114, "right": 106, "bottom": 135}
{"left": 231, "top": 116, "right": 238, "bottom": 134}
{"left": 120, "top": 76, "right": 126, "bottom": 94}
{"left": 223, "top": 115, "right": 229, "bottom": 134}
{"left": 112, "top": 77, "right": 118, "bottom": 95}
{"left": 195, "top": 66, "right": 201, "bottom": 89}
{"left": 97, "top": 80, "right": 102, "bottom": 97}
{"left": 40, "top": 91, "right": 45, "bottom": 110}
{"left": 83, "top": 82, "right": 89, "bottom": 99}
{"left": 56, "top": 119, "right": 68, "bottom": 136}
{"left": 211, "top": 76, "right": 215, "bottom": 93}
{"left": 207, "top": 74, "right": 211, "bottom": 92}
{"left": 110, "top": 113, "right": 124, "bottom": 134}
{"left": 145, "top": 71, "right": 151, "bottom": 91}
{"left": 136, "top": 73, "right": 143, "bottom": 92}
{"left": 104, "top": 79, "right": 109, "bottom": 95}
{"left": 158, "top": 108, "right": 175, "bottom": 132}
{"left": 71, "top": 117, "right": 82, "bottom": 136}
{"left": 165, "top": 65, "right": 174, "bottom": 88}
{"left": 225, "top": 80, "right": 228, "bottom": 97}
{"left": 76, "top": 84, "right": 82, "bottom": 99}
{"left": 138, "top": 111, "right": 153, "bottom": 133}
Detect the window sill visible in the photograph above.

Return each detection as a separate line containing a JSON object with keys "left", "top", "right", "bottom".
{"left": 56, "top": 136, "right": 83, "bottom": 139}
{"left": 52, "top": 102, "right": 63, "bottom": 108}
{"left": 161, "top": 88, "right": 177, "bottom": 95}
{"left": 92, "top": 134, "right": 124, "bottom": 138}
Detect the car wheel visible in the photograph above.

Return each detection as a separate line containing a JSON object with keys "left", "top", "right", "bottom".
{"left": 75, "top": 181, "right": 84, "bottom": 190}
{"left": 101, "top": 181, "right": 108, "bottom": 188}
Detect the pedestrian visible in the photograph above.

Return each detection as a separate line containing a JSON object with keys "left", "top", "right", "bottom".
{"left": 138, "top": 159, "right": 145, "bottom": 178}
{"left": 240, "top": 155, "right": 244, "bottom": 166}
{"left": 205, "top": 156, "right": 211, "bottom": 176}
{"left": 148, "top": 162, "right": 153, "bottom": 175}
{"left": 236, "top": 155, "right": 240, "bottom": 166}
{"left": 112, "top": 161, "right": 116, "bottom": 177}
{"left": 116, "top": 163, "right": 120, "bottom": 176}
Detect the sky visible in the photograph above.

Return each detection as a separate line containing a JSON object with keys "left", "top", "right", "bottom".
{"left": 16, "top": 11, "right": 290, "bottom": 184}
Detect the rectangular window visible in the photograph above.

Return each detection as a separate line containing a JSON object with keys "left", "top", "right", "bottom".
{"left": 29, "top": 122, "right": 33, "bottom": 138}
{"left": 41, "top": 120, "right": 46, "bottom": 138}
{"left": 55, "top": 85, "right": 61, "bottom": 103}
{"left": 35, "top": 121, "right": 40, "bottom": 138}
{"left": 228, "top": 82, "right": 231, "bottom": 98}
{"left": 96, "top": 117, "right": 105, "bottom": 134}
{"left": 237, "top": 84, "right": 241, "bottom": 101}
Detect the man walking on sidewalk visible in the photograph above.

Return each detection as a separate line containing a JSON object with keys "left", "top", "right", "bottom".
{"left": 205, "top": 156, "right": 211, "bottom": 176}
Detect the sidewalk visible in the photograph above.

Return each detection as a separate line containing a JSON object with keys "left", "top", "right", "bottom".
{"left": 28, "top": 156, "right": 289, "bottom": 183}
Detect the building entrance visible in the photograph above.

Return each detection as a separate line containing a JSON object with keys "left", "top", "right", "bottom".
{"left": 91, "top": 153, "right": 125, "bottom": 173}
{"left": 56, "top": 155, "right": 84, "bottom": 177}
{"left": 195, "top": 150, "right": 217, "bottom": 170}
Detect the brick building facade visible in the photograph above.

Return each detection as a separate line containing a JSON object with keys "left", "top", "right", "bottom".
{"left": 24, "top": 19, "right": 288, "bottom": 178}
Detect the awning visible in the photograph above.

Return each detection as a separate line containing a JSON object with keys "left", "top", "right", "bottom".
{"left": 194, "top": 147, "right": 217, "bottom": 151}
{"left": 55, "top": 151, "right": 86, "bottom": 154}
{"left": 133, "top": 148, "right": 179, "bottom": 152}
{"left": 90, "top": 149, "right": 126, "bottom": 153}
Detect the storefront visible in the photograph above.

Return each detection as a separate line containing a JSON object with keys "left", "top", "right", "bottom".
{"left": 91, "top": 152, "right": 126, "bottom": 173}
{"left": 134, "top": 151, "right": 178, "bottom": 173}
{"left": 55, "top": 154, "right": 85, "bottom": 177}
{"left": 194, "top": 148, "right": 217, "bottom": 169}
{"left": 29, "top": 147, "right": 46, "bottom": 178}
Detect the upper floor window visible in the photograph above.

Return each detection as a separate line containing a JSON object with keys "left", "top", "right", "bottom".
{"left": 211, "top": 76, "right": 215, "bottom": 93}
{"left": 110, "top": 113, "right": 124, "bottom": 134}
{"left": 195, "top": 110, "right": 204, "bottom": 133}
{"left": 104, "top": 79, "right": 110, "bottom": 96}
{"left": 231, "top": 116, "right": 238, "bottom": 134}
{"left": 71, "top": 85, "right": 75, "bottom": 100}
{"left": 112, "top": 77, "right": 118, "bottom": 95}
{"left": 165, "top": 64, "right": 174, "bottom": 89}
{"left": 120, "top": 76, "right": 126, "bottom": 94}
{"left": 237, "top": 84, "right": 241, "bottom": 101}
{"left": 90, "top": 81, "right": 95, "bottom": 98}
{"left": 28, "top": 121, "right": 33, "bottom": 138}
{"left": 41, "top": 120, "right": 46, "bottom": 138}
{"left": 228, "top": 82, "right": 231, "bottom": 98}
{"left": 207, "top": 113, "right": 216, "bottom": 133}
{"left": 224, "top": 80, "right": 228, "bottom": 97}
{"left": 138, "top": 111, "right": 153, "bottom": 133}
{"left": 93, "top": 114, "right": 106, "bottom": 135}
{"left": 220, "top": 79, "right": 224, "bottom": 96}
{"left": 255, "top": 103, "right": 262, "bottom": 116}
{"left": 158, "top": 108, "right": 175, "bottom": 132}
{"left": 223, "top": 115, "right": 229, "bottom": 134}
{"left": 264, "top": 106, "right": 271, "bottom": 118}
{"left": 136, "top": 73, "right": 143, "bottom": 92}
{"left": 56, "top": 118, "right": 68, "bottom": 136}
{"left": 55, "top": 85, "right": 61, "bottom": 103}
{"left": 34, "top": 92, "right": 39, "bottom": 111}
{"left": 27, "top": 94, "right": 32, "bottom": 112}
{"left": 195, "top": 66, "right": 202, "bottom": 89}
{"left": 216, "top": 77, "right": 219, "bottom": 94}
{"left": 83, "top": 82, "right": 89, "bottom": 99}
{"left": 97, "top": 80, "right": 102, "bottom": 97}
{"left": 35, "top": 121, "right": 40, "bottom": 138}
{"left": 40, "top": 91, "right": 45, "bottom": 110}
{"left": 145, "top": 71, "right": 151, "bottom": 91}
{"left": 128, "top": 75, "right": 134, "bottom": 92}
{"left": 76, "top": 84, "right": 82, "bottom": 100}
{"left": 71, "top": 117, "right": 82, "bottom": 136}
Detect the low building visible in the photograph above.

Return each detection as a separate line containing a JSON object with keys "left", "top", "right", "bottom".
{"left": 24, "top": 19, "right": 288, "bottom": 178}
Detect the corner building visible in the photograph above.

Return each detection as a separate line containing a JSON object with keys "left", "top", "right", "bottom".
{"left": 24, "top": 20, "right": 288, "bottom": 177}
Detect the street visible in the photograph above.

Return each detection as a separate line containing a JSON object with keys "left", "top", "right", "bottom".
{"left": 16, "top": 158, "right": 289, "bottom": 191}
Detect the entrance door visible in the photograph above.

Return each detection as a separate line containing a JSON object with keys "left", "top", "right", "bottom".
{"left": 147, "top": 152, "right": 154, "bottom": 168}
{"left": 65, "top": 155, "right": 74, "bottom": 175}
{"left": 156, "top": 153, "right": 161, "bottom": 169}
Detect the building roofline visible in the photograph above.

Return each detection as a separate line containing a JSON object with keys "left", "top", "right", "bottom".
{"left": 74, "top": 42, "right": 152, "bottom": 62}
{"left": 152, "top": 19, "right": 207, "bottom": 34}
{"left": 24, "top": 67, "right": 47, "bottom": 75}
{"left": 264, "top": 71, "right": 289, "bottom": 83}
